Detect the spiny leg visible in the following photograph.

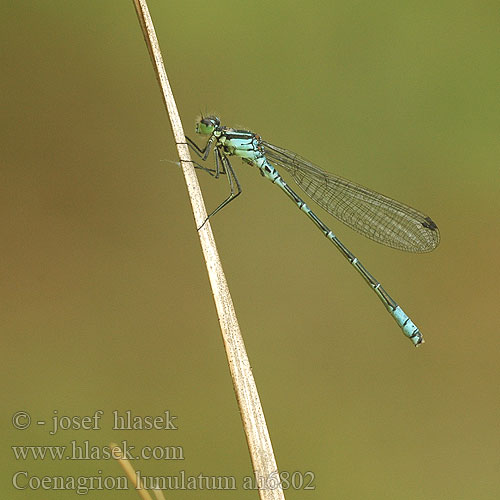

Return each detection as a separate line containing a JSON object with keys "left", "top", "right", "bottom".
{"left": 189, "top": 160, "right": 217, "bottom": 177}
{"left": 185, "top": 135, "right": 226, "bottom": 177}
{"left": 197, "top": 150, "right": 242, "bottom": 230}
{"left": 186, "top": 135, "right": 215, "bottom": 160}
{"left": 185, "top": 136, "right": 242, "bottom": 229}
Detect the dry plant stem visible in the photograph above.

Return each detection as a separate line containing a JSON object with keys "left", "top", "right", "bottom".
{"left": 152, "top": 489, "right": 167, "bottom": 500}
{"left": 110, "top": 443, "right": 153, "bottom": 500}
{"left": 131, "top": 2, "right": 284, "bottom": 499}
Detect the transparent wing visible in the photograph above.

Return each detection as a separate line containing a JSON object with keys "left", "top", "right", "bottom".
{"left": 263, "top": 141, "right": 440, "bottom": 252}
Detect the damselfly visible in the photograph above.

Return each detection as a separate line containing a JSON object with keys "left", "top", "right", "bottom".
{"left": 186, "top": 116, "right": 440, "bottom": 346}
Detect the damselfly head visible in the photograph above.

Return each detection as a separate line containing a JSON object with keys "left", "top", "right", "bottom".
{"left": 195, "top": 115, "right": 220, "bottom": 135}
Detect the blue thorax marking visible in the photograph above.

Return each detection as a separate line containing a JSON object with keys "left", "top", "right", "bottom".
{"left": 218, "top": 128, "right": 279, "bottom": 182}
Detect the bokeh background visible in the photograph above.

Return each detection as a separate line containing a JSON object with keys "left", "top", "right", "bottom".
{"left": 2, "top": 1, "right": 499, "bottom": 498}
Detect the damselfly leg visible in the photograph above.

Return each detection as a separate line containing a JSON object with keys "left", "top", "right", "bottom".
{"left": 186, "top": 136, "right": 242, "bottom": 229}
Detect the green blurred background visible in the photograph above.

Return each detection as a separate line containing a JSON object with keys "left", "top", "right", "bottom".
{"left": 2, "top": 1, "right": 499, "bottom": 498}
